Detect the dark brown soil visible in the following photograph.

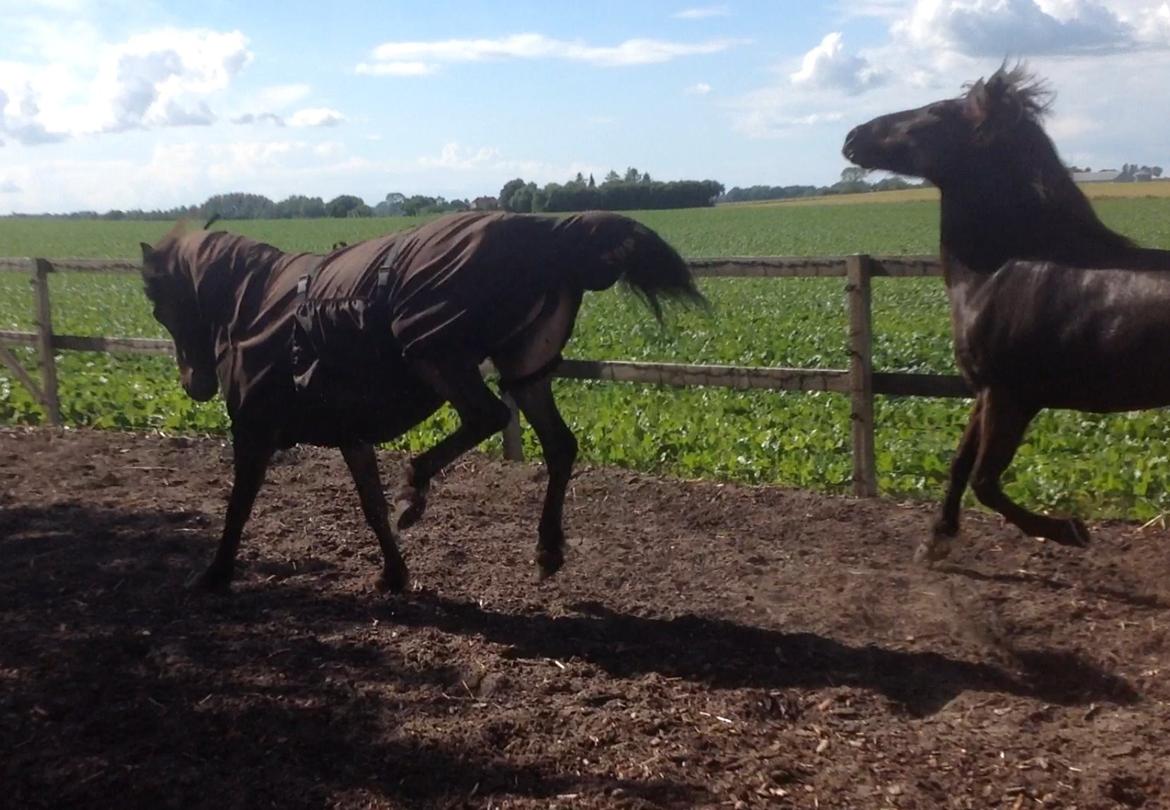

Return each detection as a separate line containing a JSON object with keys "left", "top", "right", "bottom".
{"left": 2, "top": 426, "right": 1169, "bottom": 809}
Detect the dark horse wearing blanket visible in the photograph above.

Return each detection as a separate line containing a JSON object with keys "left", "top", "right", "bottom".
{"left": 140, "top": 211, "right": 705, "bottom": 592}
{"left": 843, "top": 65, "right": 1170, "bottom": 563}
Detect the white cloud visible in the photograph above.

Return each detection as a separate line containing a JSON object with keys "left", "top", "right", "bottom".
{"left": 791, "top": 32, "right": 886, "bottom": 94}
{"left": 686, "top": 82, "right": 713, "bottom": 95}
{"left": 355, "top": 61, "right": 436, "bottom": 77}
{"left": 256, "top": 83, "right": 312, "bottom": 108}
{"left": 1133, "top": 1, "right": 1170, "bottom": 43}
{"left": 672, "top": 5, "right": 730, "bottom": 19}
{"left": 418, "top": 142, "right": 503, "bottom": 170}
{"left": 1046, "top": 110, "right": 1098, "bottom": 140}
{"left": 91, "top": 28, "right": 251, "bottom": 132}
{"left": 357, "top": 33, "right": 744, "bottom": 75}
{"left": 231, "top": 112, "right": 285, "bottom": 126}
{"left": 895, "top": 0, "right": 1146, "bottom": 56}
{"left": 287, "top": 107, "right": 345, "bottom": 128}
{"left": 733, "top": 102, "right": 847, "bottom": 138}
{"left": 730, "top": 32, "right": 885, "bottom": 138}
{"left": 0, "top": 26, "right": 251, "bottom": 143}
{"left": 0, "top": 178, "right": 20, "bottom": 193}
{"left": 0, "top": 87, "right": 69, "bottom": 145}
{"left": 411, "top": 141, "right": 605, "bottom": 188}
{"left": 832, "top": 0, "right": 914, "bottom": 20}
{"left": 228, "top": 85, "right": 331, "bottom": 128}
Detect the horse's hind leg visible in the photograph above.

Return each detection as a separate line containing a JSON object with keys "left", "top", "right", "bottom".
{"left": 192, "top": 432, "right": 273, "bottom": 592}
{"left": 341, "top": 442, "right": 409, "bottom": 593}
{"left": 969, "top": 389, "right": 1090, "bottom": 548}
{"left": 918, "top": 394, "right": 983, "bottom": 563}
{"left": 507, "top": 374, "right": 578, "bottom": 579}
{"left": 393, "top": 362, "right": 512, "bottom": 529}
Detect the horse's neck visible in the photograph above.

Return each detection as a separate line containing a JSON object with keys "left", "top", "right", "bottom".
{"left": 940, "top": 190, "right": 1170, "bottom": 275}
{"left": 938, "top": 176, "right": 1160, "bottom": 268}
{"left": 194, "top": 239, "right": 287, "bottom": 327}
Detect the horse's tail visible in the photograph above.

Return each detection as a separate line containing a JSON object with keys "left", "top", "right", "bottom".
{"left": 558, "top": 212, "right": 708, "bottom": 321}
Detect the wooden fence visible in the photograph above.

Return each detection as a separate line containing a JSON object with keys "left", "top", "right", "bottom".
{"left": 0, "top": 254, "right": 972, "bottom": 497}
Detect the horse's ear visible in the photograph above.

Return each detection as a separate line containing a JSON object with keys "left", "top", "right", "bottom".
{"left": 967, "top": 72, "right": 1020, "bottom": 137}
{"left": 140, "top": 242, "right": 154, "bottom": 264}
{"left": 964, "top": 77, "right": 990, "bottom": 126}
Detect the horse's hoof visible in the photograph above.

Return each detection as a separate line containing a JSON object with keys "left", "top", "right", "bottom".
{"left": 1058, "top": 518, "right": 1092, "bottom": 548}
{"left": 376, "top": 565, "right": 410, "bottom": 594}
{"left": 535, "top": 548, "right": 565, "bottom": 580}
{"left": 393, "top": 493, "right": 427, "bottom": 530}
{"left": 187, "top": 567, "right": 232, "bottom": 593}
{"left": 914, "top": 536, "right": 952, "bottom": 565}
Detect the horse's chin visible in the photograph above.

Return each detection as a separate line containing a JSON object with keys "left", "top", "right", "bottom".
{"left": 183, "top": 374, "right": 219, "bottom": 402}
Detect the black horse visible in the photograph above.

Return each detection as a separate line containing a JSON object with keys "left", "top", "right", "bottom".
{"left": 843, "top": 65, "right": 1170, "bottom": 562}
{"left": 141, "top": 211, "right": 705, "bottom": 592}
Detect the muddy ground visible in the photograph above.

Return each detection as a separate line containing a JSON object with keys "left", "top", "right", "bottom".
{"left": 1, "top": 426, "right": 1168, "bottom": 809}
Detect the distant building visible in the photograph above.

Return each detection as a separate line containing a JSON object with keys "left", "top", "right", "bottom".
{"left": 472, "top": 196, "right": 499, "bottom": 210}
{"left": 1071, "top": 170, "right": 1121, "bottom": 183}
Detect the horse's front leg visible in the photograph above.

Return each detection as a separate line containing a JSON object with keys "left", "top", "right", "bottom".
{"left": 393, "top": 362, "right": 512, "bottom": 529}
{"left": 918, "top": 394, "right": 983, "bottom": 563}
{"left": 508, "top": 374, "right": 577, "bottom": 579}
{"left": 341, "top": 442, "right": 409, "bottom": 593}
{"left": 192, "top": 432, "right": 273, "bottom": 592}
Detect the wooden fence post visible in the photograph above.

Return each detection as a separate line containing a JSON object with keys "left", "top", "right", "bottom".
{"left": 845, "top": 254, "right": 877, "bottom": 496}
{"left": 501, "top": 393, "right": 524, "bottom": 461}
{"left": 31, "top": 258, "right": 62, "bottom": 426}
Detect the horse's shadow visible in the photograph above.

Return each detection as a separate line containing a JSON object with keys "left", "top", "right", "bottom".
{"left": 384, "top": 592, "right": 1139, "bottom": 716}
{"left": 0, "top": 497, "right": 1141, "bottom": 719}
{"left": 0, "top": 501, "right": 704, "bottom": 808}
{"left": 937, "top": 562, "right": 1170, "bottom": 611}
{"left": 0, "top": 497, "right": 1145, "bottom": 808}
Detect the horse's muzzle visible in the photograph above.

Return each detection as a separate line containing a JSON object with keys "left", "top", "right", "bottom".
{"left": 842, "top": 126, "right": 869, "bottom": 164}
{"left": 182, "top": 368, "right": 219, "bottom": 402}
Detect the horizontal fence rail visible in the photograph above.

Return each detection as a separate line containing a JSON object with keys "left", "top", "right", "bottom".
{"left": 0, "top": 254, "right": 972, "bottom": 496}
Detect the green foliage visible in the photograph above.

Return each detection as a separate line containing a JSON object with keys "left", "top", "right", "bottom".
{"left": 5, "top": 198, "right": 1170, "bottom": 519}
{"left": 504, "top": 171, "right": 724, "bottom": 213}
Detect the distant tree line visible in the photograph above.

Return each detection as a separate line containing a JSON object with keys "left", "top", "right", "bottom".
{"left": 1067, "top": 164, "right": 1164, "bottom": 179}
{"left": 1118, "top": 163, "right": 1163, "bottom": 180}
{"left": 3, "top": 165, "right": 946, "bottom": 220}
{"left": 721, "top": 168, "right": 926, "bottom": 204}
{"left": 497, "top": 168, "right": 724, "bottom": 214}
{"left": 1, "top": 191, "right": 476, "bottom": 220}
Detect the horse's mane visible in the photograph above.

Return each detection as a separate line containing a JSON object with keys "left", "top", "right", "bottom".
{"left": 956, "top": 63, "right": 1134, "bottom": 263}
{"left": 965, "top": 63, "right": 1053, "bottom": 121}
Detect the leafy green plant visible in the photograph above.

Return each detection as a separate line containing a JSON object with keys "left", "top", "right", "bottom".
{"left": 4, "top": 198, "right": 1170, "bottom": 519}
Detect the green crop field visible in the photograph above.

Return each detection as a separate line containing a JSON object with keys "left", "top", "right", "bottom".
{"left": 5, "top": 196, "right": 1170, "bottom": 521}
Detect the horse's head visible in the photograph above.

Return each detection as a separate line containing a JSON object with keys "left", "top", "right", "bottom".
{"left": 842, "top": 64, "right": 1052, "bottom": 186}
{"left": 140, "top": 227, "right": 219, "bottom": 402}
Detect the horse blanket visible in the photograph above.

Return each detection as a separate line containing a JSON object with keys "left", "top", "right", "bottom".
{"left": 175, "top": 211, "right": 633, "bottom": 445}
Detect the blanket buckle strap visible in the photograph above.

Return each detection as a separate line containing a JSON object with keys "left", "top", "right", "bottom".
{"left": 296, "top": 257, "right": 327, "bottom": 302}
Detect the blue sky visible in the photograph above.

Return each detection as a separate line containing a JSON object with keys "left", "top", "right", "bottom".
{"left": 2, "top": 0, "right": 1170, "bottom": 213}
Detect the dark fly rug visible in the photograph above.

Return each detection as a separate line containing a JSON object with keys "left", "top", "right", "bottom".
{"left": 141, "top": 211, "right": 705, "bottom": 593}
{"left": 843, "top": 65, "right": 1170, "bottom": 565}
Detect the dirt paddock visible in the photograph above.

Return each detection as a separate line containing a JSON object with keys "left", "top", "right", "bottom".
{"left": 2, "top": 427, "right": 1168, "bottom": 809}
